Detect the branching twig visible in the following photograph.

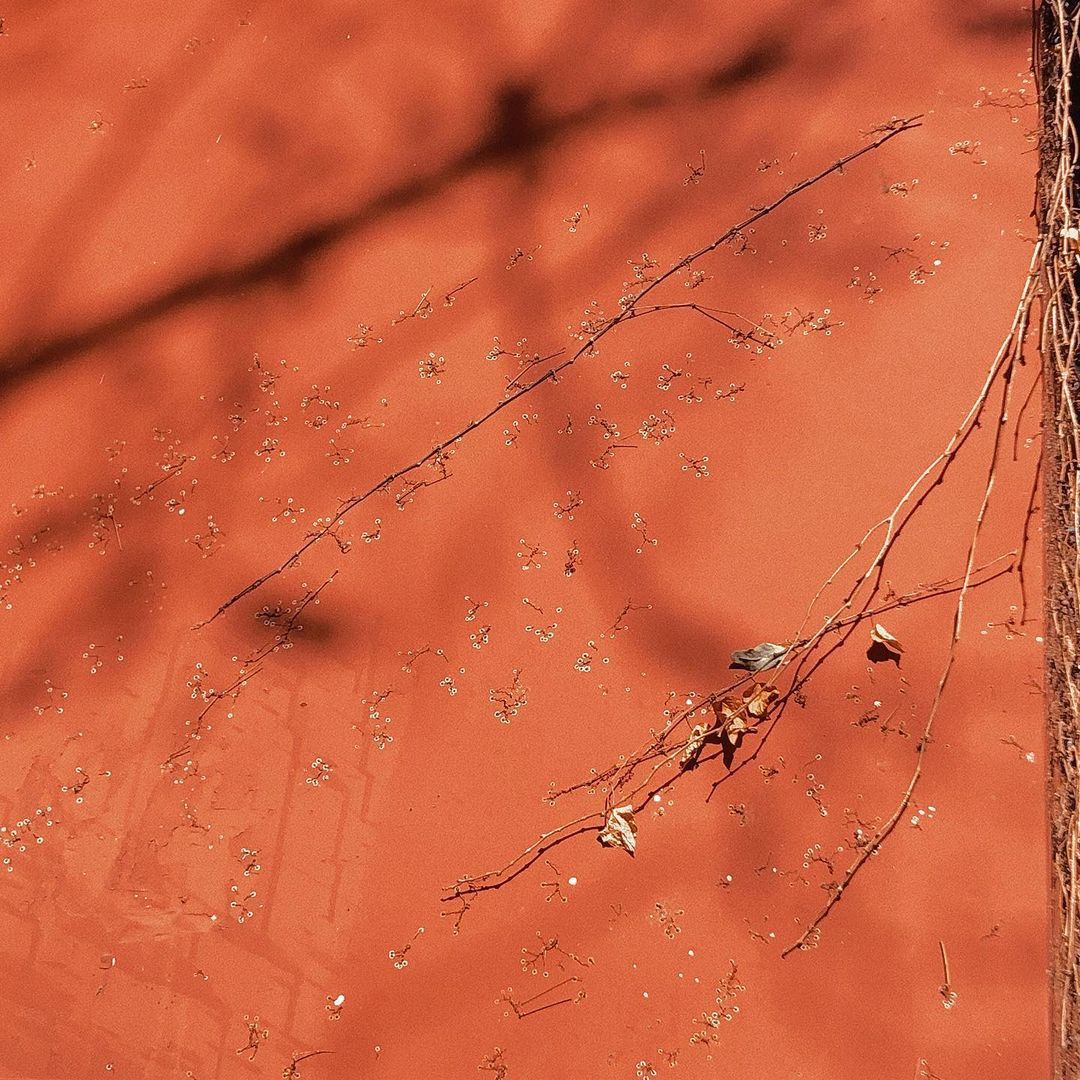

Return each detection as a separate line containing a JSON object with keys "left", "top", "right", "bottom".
{"left": 442, "top": 554, "right": 1013, "bottom": 905}
{"left": 782, "top": 250, "right": 1038, "bottom": 956}
{"left": 197, "top": 117, "right": 922, "bottom": 629}
{"left": 443, "top": 237, "right": 1039, "bottom": 923}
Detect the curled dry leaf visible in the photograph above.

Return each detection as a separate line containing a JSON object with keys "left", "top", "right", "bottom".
{"left": 714, "top": 696, "right": 750, "bottom": 736}
{"left": 743, "top": 683, "right": 778, "bottom": 719}
{"left": 870, "top": 622, "right": 904, "bottom": 655}
{"left": 729, "top": 641, "right": 787, "bottom": 673}
{"left": 598, "top": 804, "right": 637, "bottom": 856}
{"left": 715, "top": 695, "right": 740, "bottom": 723}
{"left": 725, "top": 714, "right": 751, "bottom": 738}
{"left": 681, "top": 723, "right": 712, "bottom": 768}
{"left": 714, "top": 698, "right": 750, "bottom": 770}
{"left": 711, "top": 686, "right": 777, "bottom": 768}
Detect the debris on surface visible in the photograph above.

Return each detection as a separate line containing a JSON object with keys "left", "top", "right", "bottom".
{"left": 598, "top": 805, "right": 638, "bottom": 855}
{"left": 729, "top": 642, "right": 787, "bottom": 672}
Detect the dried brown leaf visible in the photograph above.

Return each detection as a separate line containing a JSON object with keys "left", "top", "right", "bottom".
{"left": 716, "top": 695, "right": 742, "bottom": 721}
{"left": 598, "top": 805, "right": 638, "bottom": 856}
{"left": 710, "top": 691, "right": 768, "bottom": 769}
{"left": 681, "top": 723, "right": 712, "bottom": 768}
{"left": 870, "top": 622, "right": 904, "bottom": 655}
{"left": 726, "top": 714, "right": 752, "bottom": 738}
{"left": 743, "top": 683, "right": 778, "bottom": 719}
{"left": 713, "top": 698, "right": 752, "bottom": 740}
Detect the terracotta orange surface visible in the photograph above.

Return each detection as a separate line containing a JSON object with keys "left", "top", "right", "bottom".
{"left": 0, "top": 3, "right": 1047, "bottom": 1078}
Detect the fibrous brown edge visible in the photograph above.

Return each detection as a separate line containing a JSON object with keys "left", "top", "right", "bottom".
{"left": 1037, "top": 2, "right": 1080, "bottom": 1075}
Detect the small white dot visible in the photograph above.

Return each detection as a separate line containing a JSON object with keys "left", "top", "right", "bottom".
{"left": 568, "top": 876, "right": 577, "bottom": 886}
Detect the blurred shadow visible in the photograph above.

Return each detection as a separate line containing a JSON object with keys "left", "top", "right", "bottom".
{"left": 0, "top": 36, "right": 787, "bottom": 397}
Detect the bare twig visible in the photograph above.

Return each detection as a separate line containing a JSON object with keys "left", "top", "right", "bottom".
{"left": 782, "top": 249, "right": 1038, "bottom": 956}
{"left": 197, "top": 117, "right": 922, "bottom": 629}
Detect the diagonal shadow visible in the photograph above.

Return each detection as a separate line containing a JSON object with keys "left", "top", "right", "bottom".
{"left": 0, "top": 37, "right": 785, "bottom": 397}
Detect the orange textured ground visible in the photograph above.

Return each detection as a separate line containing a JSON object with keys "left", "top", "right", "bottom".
{"left": 0, "top": 3, "right": 1048, "bottom": 1078}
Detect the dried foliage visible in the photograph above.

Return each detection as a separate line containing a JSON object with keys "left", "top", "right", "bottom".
{"left": 1036, "top": 2, "right": 1080, "bottom": 1073}
{"left": 178, "top": 67, "right": 1053, "bottom": 1039}
{"left": 597, "top": 805, "right": 638, "bottom": 856}
{"left": 429, "top": 118, "right": 1043, "bottom": 934}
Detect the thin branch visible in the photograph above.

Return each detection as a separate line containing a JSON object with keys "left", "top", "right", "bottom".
{"left": 196, "top": 116, "right": 922, "bottom": 628}
{"left": 782, "top": 255, "right": 1036, "bottom": 956}
{"left": 442, "top": 554, "right": 1011, "bottom": 904}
